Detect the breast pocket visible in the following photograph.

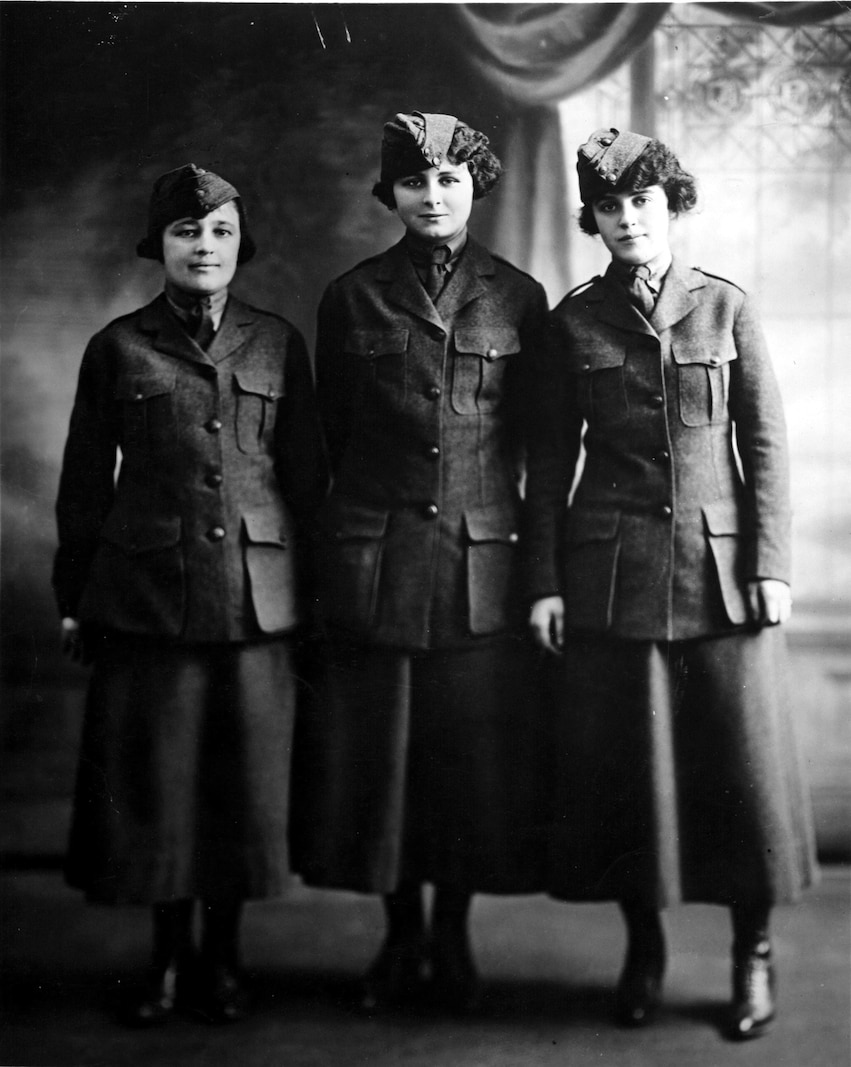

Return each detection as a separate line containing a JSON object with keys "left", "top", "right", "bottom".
{"left": 344, "top": 329, "right": 409, "bottom": 403}
{"left": 673, "top": 341, "right": 737, "bottom": 427}
{"left": 569, "top": 342, "right": 629, "bottom": 429}
{"left": 115, "top": 368, "right": 177, "bottom": 453}
{"left": 452, "top": 327, "right": 520, "bottom": 414}
{"left": 233, "top": 369, "right": 283, "bottom": 455}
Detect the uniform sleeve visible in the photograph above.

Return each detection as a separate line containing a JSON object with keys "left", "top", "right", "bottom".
{"left": 52, "top": 335, "right": 118, "bottom": 618}
{"left": 728, "top": 293, "right": 791, "bottom": 584}
{"left": 314, "top": 282, "right": 355, "bottom": 475}
{"left": 275, "top": 325, "right": 330, "bottom": 527}
{"left": 521, "top": 310, "right": 584, "bottom": 602}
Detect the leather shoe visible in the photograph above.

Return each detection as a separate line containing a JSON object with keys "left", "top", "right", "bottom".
{"left": 728, "top": 939, "right": 775, "bottom": 1040}
{"left": 196, "top": 964, "right": 250, "bottom": 1024}
{"left": 614, "top": 934, "right": 666, "bottom": 1027}
{"left": 120, "top": 961, "right": 187, "bottom": 1027}
{"left": 359, "top": 938, "right": 428, "bottom": 1012}
{"left": 430, "top": 932, "right": 479, "bottom": 1014}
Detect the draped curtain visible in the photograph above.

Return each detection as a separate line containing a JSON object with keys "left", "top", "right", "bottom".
{"left": 448, "top": 2, "right": 845, "bottom": 298}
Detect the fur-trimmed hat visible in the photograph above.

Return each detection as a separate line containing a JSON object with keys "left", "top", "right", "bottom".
{"left": 136, "top": 163, "right": 256, "bottom": 263}
{"left": 576, "top": 128, "right": 653, "bottom": 205}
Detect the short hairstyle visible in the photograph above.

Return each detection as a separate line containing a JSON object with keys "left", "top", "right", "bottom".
{"left": 372, "top": 123, "right": 503, "bottom": 210}
{"left": 579, "top": 139, "right": 697, "bottom": 236}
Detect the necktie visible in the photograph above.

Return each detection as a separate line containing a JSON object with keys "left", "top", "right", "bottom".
{"left": 626, "top": 264, "right": 656, "bottom": 318}
{"left": 190, "top": 298, "right": 216, "bottom": 350}
{"left": 425, "top": 245, "right": 451, "bottom": 301}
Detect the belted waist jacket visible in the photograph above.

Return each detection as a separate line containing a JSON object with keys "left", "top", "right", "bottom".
{"left": 315, "top": 236, "right": 549, "bottom": 649}
{"left": 53, "top": 293, "right": 328, "bottom": 642}
{"left": 523, "top": 260, "right": 791, "bottom": 641}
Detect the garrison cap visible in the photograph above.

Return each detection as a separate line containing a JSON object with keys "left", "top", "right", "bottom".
{"left": 577, "top": 128, "right": 653, "bottom": 204}
{"left": 379, "top": 112, "right": 461, "bottom": 184}
{"left": 137, "top": 163, "right": 256, "bottom": 263}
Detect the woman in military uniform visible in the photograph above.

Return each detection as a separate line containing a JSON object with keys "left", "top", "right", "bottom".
{"left": 291, "top": 112, "right": 550, "bottom": 1012}
{"left": 525, "top": 129, "right": 816, "bottom": 1040}
{"left": 54, "top": 164, "right": 327, "bottom": 1025}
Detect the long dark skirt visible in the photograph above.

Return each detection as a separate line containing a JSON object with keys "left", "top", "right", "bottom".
{"left": 549, "top": 628, "right": 818, "bottom": 907}
{"left": 65, "top": 633, "right": 297, "bottom": 905}
{"left": 290, "top": 632, "right": 552, "bottom": 894}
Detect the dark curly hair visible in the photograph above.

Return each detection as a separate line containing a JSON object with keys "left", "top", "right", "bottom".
{"left": 372, "top": 123, "right": 503, "bottom": 210}
{"left": 579, "top": 139, "right": 697, "bottom": 235}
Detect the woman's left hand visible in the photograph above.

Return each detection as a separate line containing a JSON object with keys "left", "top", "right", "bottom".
{"left": 747, "top": 579, "right": 792, "bottom": 626}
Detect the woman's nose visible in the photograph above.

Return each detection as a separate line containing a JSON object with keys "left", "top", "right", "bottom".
{"left": 619, "top": 204, "right": 637, "bottom": 227}
{"left": 423, "top": 182, "right": 442, "bottom": 205}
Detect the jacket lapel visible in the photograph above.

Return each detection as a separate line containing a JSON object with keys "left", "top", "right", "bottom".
{"left": 377, "top": 240, "right": 444, "bottom": 329}
{"left": 207, "top": 294, "right": 257, "bottom": 365}
{"left": 589, "top": 268, "right": 657, "bottom": 338}
{"left": 650, "top": 260, "right": 704, "bottom": 333}
{"left": 140, "top": 295, "right": 215, "bottom": 368}
{"left": 436, "top": 237, "right": 492, "bottom": 319}
{"left": 376, "top": 235, "right": 493, "bottom": 327}
{"left": 139, "top": 293, "right": 257, "bottom": 367}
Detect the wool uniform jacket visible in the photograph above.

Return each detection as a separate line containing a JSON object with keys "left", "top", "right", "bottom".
{"left": 523, "top": 259, "right": 791, "bottom": 641}
{"left": 313, "top": 235, "right": 549, "bottom": 650}
{"left": 53, "top": 293, "right": 328, "bottom": 642}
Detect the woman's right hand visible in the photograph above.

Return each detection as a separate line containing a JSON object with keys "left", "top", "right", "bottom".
{"left": 60, "top": 617, "right": 84, "bottom": 662}
{"left": 529, "top": 596, "right": 565, "bottom": 654}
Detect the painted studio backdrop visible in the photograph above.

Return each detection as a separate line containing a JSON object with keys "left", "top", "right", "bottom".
{"left": 1, "top": 2, "right": 850, "bottom": 859}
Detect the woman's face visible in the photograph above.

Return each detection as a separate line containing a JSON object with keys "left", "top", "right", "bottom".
{"left": 161, "top": 200, "right": 241, "bottom": 295}
{"left": 392, "top": 161, "right": 474, "bottom": 244}
{"left": 592, "top": 185, "right": 673, "bottom": 268}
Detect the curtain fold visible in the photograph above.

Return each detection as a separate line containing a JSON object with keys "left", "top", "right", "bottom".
{"left": 448, "top": 1, "right": 845, "bottom": 297}
{"left": 452, "top": 3, "right": 669, "bottom": 107}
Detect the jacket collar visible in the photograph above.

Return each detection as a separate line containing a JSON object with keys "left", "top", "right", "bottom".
{"left": 375, "top": 235, "right": 495, "bottom": 327}
{"left": 139, "top": 292, "right": 259, "bottom": 366}
{"left": 586, "top": 258, "right": 706, "bottom": 337}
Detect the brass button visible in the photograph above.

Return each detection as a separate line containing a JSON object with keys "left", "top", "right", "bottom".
{"left": 658, "top": 450, "right": 670, "bottom": 463}
{"left": 427, "top": 445, "right": 440, "bottom": 460}
{"left": 660, "top": 506, "right": 672, "bottom": 518}
{"left": 423, "top": 503, "right": 439, "bottom": 520}
{"left": 426, "top": 385, "right": 441, "bottom": 400}
{"left": 486, "top": 347, "right": 498, "bottom": 360}
{"left": 649, "top": 394, "right": 664, "bottom": 408}
{"left": 508, "top": 532, "right": 519, "bottom": 544}
{"left": 205, "top": 417, "right": 223, "bottom": 433}
{"left": 205, "top": 472, "right": 223, "bottom": 488}
{"left": 207, "top": 526, "right": 226, "bottom": 541}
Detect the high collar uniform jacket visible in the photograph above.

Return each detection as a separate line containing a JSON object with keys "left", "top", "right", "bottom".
{"left": 53, "top": 293, "right": 328, "bottom": 642}
{"left": 314, "top": 235, "right": 549, "bottom": 649}
{"left": 523, "top": 259, "right": 791, "bottom": 641}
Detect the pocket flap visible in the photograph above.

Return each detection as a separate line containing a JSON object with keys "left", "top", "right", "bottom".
{"left": 344, "top": 329, "right": 409, "bottom": 358}
{"left": 233, "top": 368, "right": 282, "bottom": 400}
{"left": 566, "top": 509, "right": 620, "bottom": 544}
{"left": 672, "top": 341, "right": 737, "bottom": 367}
{"left": 101, "top": 514, "right": 181, "bottom": 554}
{"left": 454, "top": 327, "right": 520, "bottom": 360}
{"left": 567, "top": 341, "right": 626, "bottom": 373}
{"left": 115, "top": 369, "right": 176, "bottom": 401}
{"left": 464, "top": 504, "right": 520, "bottom": 544}
{"left": 243, "top": 508, "right": 292, "bottom": 547}
{"left": 702, "top": 500, "right": 741, "bottom": 536}
{"left": 320, "top": 500, "right": 390, "bottom": 541}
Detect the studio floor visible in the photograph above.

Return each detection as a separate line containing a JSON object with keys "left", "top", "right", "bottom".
{"left": 0, "top": 866, "right": 848, "bottom": 1067}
